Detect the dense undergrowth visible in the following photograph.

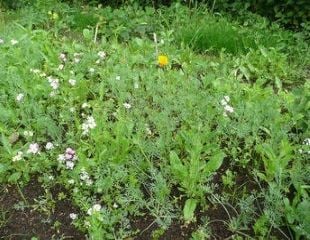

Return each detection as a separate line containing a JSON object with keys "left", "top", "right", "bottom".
{"left": 0, "top": 1, "right": 309, "bottom": 239}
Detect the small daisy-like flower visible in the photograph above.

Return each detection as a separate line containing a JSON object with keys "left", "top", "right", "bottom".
{"left": 87, "top": 204, "right": 102, "bottom": 215}
{"left": 224, "top": 105, "right": 234, "bottom": 113}
{"left": 50, "top": 79, "right": 59, "bottom": 90}
{"left": 12, "top": 151, "right": 23, "bottom": 162}
{"left": 59, "top": 53, "right": 67, "bottom": 62}
{"left": 58, "top": 64, "right": 64, "bottom": 71}
{"left": 123, "top": 103, "right": 131, "bottom": 109}
{"left": 69, "top": 107, "right": 75, "bottom": 113}
{"left": 68, "top": 79, "right": 76, "bottom": 86}
{"left": 23, "top": 130, "right": 34, "bottom": 137}
{"left": 134, "top": 82, "right": 139, "bottom": 89}
{"left": 113, "top": 203, "right": 118, "bottom": 209}
{"left": 48, "top": 175, "right": 54, "bottom": 180}
{"left": 146, "top": 127, "right": 152, "bottom": 135}
{"left": 74, "top": 58, "right": 80, "bottom": 63}
{"left": 66, "top": 161, "right": 75, "bottom": 169}
{"left": 97, "top": 51, "right": 106, "bottom": 59}
{"left": 115, "top": 76, "right": 121, "bottom": 81}
{"left": 85, "top": 179, "right": 93, "bottom": 186}
{"left": 40, "top": 72, "right": 46, "bottom": 77}
{"left": 16, "top": 93, "right": 24, "bottom": 102}
{"left": 58, "top": 154, "right": 65, "bottom": 162}
{"left": 223, "top": 96, "right": 230, "bottom": 103}
{"left": 304, "top": 138, "right": 310, "bottom": 146}
{"left": 27, "top": 143, "right": 39, "bottom": 154}
{"left": 11, "top": 39, "right": 18, "bottom": 45}
{"left": 68, "top": 179, "right": 75, "bottom": 184}
{"left": 89, "top": 68, "right": 95, "bottom": 73}
{"left": 158, "top": 55, "right": 168, "bottom": 67}
{"left": 220, "top": 96, "right": 230, "bottom": 106}
{"left": 0, "top": 39, "right": 4, "bottom": 44}
{"left": 82, "top": 102, "right": 90, "bottom": 109}
{"left": 82, "top": 116, "right": 96, "bottom": 135}
{"left": 45, "top": 142, "right": 54, "bottom": 150}
{"left": 69, "top": 213, "right": 78, "bottom": 220}
{"left": 49, "top": 91, "right": 57, "bottom": 97}
{"left": 30, "top": 68, "right": 41, "bottom": 74}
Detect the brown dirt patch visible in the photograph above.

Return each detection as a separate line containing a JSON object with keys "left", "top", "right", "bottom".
{"left": 0, "top": 177, "right": 85, "bottom": 240}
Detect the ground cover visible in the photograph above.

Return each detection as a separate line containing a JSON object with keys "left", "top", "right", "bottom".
{"left": 0, "top": 1, "right": 309, "bottom": 239}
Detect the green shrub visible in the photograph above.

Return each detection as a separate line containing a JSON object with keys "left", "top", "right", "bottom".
{"left": 212, "top": 0, "right": 310, "bottom": 29}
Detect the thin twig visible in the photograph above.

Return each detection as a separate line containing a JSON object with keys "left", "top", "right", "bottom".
{"left": 16, "top": 182, "right": 28, "bottom": 205}
{"left": 153, "top": 33, "right": 158, "bottom": 56}
{"left": 94, "top": 23, "right": 99, "bottom": 44}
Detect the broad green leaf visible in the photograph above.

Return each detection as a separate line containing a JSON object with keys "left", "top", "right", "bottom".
{"left": 8, "top": 172, "right": 21, "bottom": 183}
{"left": 204, "top": 151, "right": 225, "bottom": 174}
{"left": 170, "top": 151, "right": 187, "bottom": 180}
{"left": 183, "top": 198, "right": 197, "bottom": 222}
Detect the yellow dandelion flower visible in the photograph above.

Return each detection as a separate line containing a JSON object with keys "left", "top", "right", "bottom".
{"left": 158, "top": 55, "right": 168, "bottom": 67}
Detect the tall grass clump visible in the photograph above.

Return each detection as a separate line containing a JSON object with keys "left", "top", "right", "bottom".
{"left": 174, "top": 6, "right": 285, "bottom": 54}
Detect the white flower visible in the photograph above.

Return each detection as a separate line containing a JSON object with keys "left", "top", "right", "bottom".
{"left": 304, "top": 138, "right": 310, "bottom": 146}
{"left": 220, "top": 99, "right": 228, "bottom": 106}
{"left": 223, "top": 96, "right": 230, "bottom": 103}
{"left": 45, "top": 142, "right": 54, "bottom": 150}
{"left": 74, "top": 58, "right": 80, "bottom": 63}
{"left": 97, "top": 51, "right": 106, "bottom": 59}
{"left": 23, "top": 130, "right": 33, "bottom": 137}
{"left": 48, "top": 77, "right": 59, "bottom": 90}
{"left": 87, "top": 204, "right": 102, "bottom": 215}
{"left": 146, "top": 127, "right": 152, "bottom": 135}
{"left": 58, "top": 64, "right": 64, "bottom": 70}
{"left": 123, "top": 103, "right": 131, "bottom": 109}
{"left": 27, "top": 143, "right": 39, "bottom": 154}
{"left": 89, "top": 68, "right": 95, "bottom": 73}
{"left": 82, "top": 102, "right": 90, "bottom": 109}
{"left": 95, "top": 59, "right": 101, "bottom": 64}
{"left": 12, "top": 151, "right": 23, "bottom": 162}
{"left": 224, "top": 105, "right": 234, "bottom": 113}
{"left": 30, "top": 68, "right": 41, "bottom": 74}
{"left": 82, "top": 116, "right": 96, "bottom": 135}
{"left": 59, "top": 53, "right": 67, "bottom": 62}
{"left": 80, "top": 169, "right": 90, "bottom": 181}
{"left": 93, "top": 204, "right": 101, "bottom": 212}
{"left": 69, "top": 107, "right": 75, "bottom": 113}
{"left": 68, "top": 179, "right": 75, "bottom": 184}
{"left": 69, "top": 213, "right": 78, "bottom": 220}
{"left": 113, "top": 203, "right": 118, "bottom": 209}
{"left": 115, "top": 76, "right": 121, "bottom": 81}
{"left": 58, "top": 154, "right": 65, "bottom": 162}
{"left": 86, "top": 116, "right": 96, "bottom": 129}
{"left": 0, "top": 39, "right": 4, "bottom": 44}
{"left": 220, "top": 96, "right": 231, "bottom": 106}
{"left": 49, "top": 91, "right": 57, "bottom": 97}
{"left": 16, "top": 93, "right": 24, "bottom": 102}
{"left": 134, "top": 82, "right": 139, "bottom": 89}
{"left": 66, "top": 161, "right": 75, "bottom": 169}
{"left": 85, "top": 179, "right": 93, "bottom": 186}
{"left": 48, "top": 175, "right": 54, "bottom": 180}
{"left": 40, "top": 72, "right": 46, "bottom": 77}
{"left": 68, "top": 79, "right": 76, "bottom": 86}
{"left": 11, "top": 39, "right": 18, "bottom": 45}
